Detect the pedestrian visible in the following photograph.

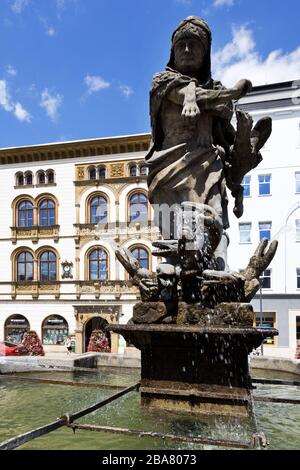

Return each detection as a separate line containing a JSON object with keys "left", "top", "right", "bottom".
{"left": 65, "top": 336, "right": 72, "bottom": 355}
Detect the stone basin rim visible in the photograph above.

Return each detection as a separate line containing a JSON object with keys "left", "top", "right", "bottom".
{"left": 109, "top": 324, "right": 278, "bottom": 336}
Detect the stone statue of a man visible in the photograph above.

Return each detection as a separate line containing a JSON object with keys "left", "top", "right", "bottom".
{"left": 146, "top": 16, "right": 271, "bottom": 273}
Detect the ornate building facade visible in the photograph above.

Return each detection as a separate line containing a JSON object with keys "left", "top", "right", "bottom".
{"left": 0, "top": 133, "right": 158, "bottom": 354}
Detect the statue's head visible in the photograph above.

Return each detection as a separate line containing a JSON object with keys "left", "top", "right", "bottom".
{"left": 167, "top": 16, "right": 212, "bottom": 84}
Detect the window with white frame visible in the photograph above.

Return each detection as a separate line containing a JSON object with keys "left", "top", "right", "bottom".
{"left": 259, "top": 222, "right": 272, "bottom": 241}
{"left": 258, "top": 175, "right": 271, "bottom": 196}
{"left": 296, "top": 220, "right": 300, "bottom": 241}
{"left": 297, "top": 269, "right": 300, "bottom": 289}
{"left": 296, "top": 173, "right": 300, "bottom": 194}
{"left": 241, "top": 175, "right": 251, "bottom": 197}
{"left": 261, "top": 269, "right": 271, "bottom": 289}
{"left": 239, "top": 223, "right": 252, "bottom": 243}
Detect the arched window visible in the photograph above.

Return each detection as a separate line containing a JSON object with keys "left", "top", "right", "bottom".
{"left": 39, "top": 251, "right": 57, "bottom": 281}
{"left": 88, "top": 248, "right": 108, "bottom": 280}
{"left": 17, "top": 251, "right": 34, "bottom": 281}
{"left": 98, "top": 167, "right": 106, "bottom": 179}
{"left": 38, "top": 199, "right": 55, "bottom": 226}
{"left": 5, "top": 315, "right": 30, "bottom": 344}
{"left": 47, "top": 170, "right": 55, "bottom": 184}
{"left": 128, "top": 192, "right": 148, "bottom": 223}
{"left": 16, "top": 173, "right": 24, "bottom": 186}
{"left": 42, "top": 315, "right": 68, "bottom": 345}
{"left": 25, "top": 172, "right": 33, "bottom": 185}
{"left": 130, "top": 247, "right": 149, "bottom": 270}
{"left": 129, "top": 164, "right": 138, "bottom": 177}
{"left": 37, "top": 171, "right": 46, "bottom": 184}
{"left": 89, "top": 167, "right": 96, "bottom": 180}
{"left": 17, "top": 200, "right": 33, "bottom": 227}
{"left": 140, "top": 165, "right": 148, "bottom": 176}
{"left": 89, "top": 195, "right": 108, "bottom": 224}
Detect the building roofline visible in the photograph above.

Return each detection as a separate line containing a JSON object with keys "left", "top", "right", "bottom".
{"left": 0, "top": 133, "right": 152, "bottom": 165}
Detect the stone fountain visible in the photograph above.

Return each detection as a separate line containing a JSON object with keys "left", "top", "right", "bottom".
{"left": 110, "top": 16, "right": 278, "bottom": 418}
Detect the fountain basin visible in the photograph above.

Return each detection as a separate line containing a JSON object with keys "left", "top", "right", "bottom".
{"left": 110, "top": 324, "right": 278, "bottom": 417}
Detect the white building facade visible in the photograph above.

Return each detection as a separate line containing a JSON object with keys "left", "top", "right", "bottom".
{"left": 0, "top": 81, "right": 299, "bottom": 358}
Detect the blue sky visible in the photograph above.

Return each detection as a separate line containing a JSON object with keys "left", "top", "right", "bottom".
{"left": 1, "top": 0, "right": 300, "bottom": 148}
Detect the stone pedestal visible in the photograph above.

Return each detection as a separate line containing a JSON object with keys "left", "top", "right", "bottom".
{"left": 110, "top": 322, "right": 278, "bottom": 417}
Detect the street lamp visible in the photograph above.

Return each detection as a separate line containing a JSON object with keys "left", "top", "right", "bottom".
{"left": 259, "top": 276, "right": 264, "bottom": 357}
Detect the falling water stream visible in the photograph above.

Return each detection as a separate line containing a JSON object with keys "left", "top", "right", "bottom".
{"left": 0, "top": 368, "right": 299, "bottom": 450}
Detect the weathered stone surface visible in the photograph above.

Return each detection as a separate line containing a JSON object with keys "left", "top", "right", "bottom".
{"left": 133, "top": 302, "right": 168, "bottom": 324}
{"left": 176, "top": 302, "right": 254, "bottom": 327}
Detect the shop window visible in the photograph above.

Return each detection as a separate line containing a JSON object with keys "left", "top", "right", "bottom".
{"left": 255, "top": 313, "right": 276, "bottom": 345}
{"left": 88, "top": 248, "right": 108, "bottom": 280}
{"left": 128, "top": 192, "right": 148, "bottom": 223}
{"left": 297, "top": 316, "right": 300, "bottom": 342}
{"left": 5, "top": 315, "right": 30, "bottom": 344}
{"left": 42, "top": 315, "right": 68, "bottom": 345}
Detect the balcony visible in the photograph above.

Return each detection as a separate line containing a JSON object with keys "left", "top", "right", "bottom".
{"left": 74, "top": 222, "right": 160, "bottom": 245}
{"left": 11, "top": 281, "right": 60, "bottom": 298}
{"left": 11, "top": 225, "right": 60, "bottom": 244}
{"left": 76, "top": 280, "right": 139, "bottom": 299}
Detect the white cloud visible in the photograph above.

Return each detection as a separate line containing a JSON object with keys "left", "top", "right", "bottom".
{"left": 212, "top": 25, "right": 300, "bottom": 87}
{"left": 14, "top": 102, "right": 31, "bottom": 122}
{"left": 39, "top": 17, "right": 56, "bottom": 37}
{"left": 6, "top": 65, "right": 17, "bottom": 76}
{"left": 0, "top": 79, "right": 31, "bottom": 122}
{"left": 213, "top": 0, "right": 235, "bottom": 7}
{"left": 84, "top": 74, "right": 110, "bottom": 94}
{"left": 46, "top": 27, "right": 56, "bottom": 37}
{"left": 119, "top": 84, "right": 134, "bottom": 98}
{"left": 40, "top": 89, "right": 63, "bottom": 121}
{"left": 11, "top": 0, "right": 30, "bottom": 14}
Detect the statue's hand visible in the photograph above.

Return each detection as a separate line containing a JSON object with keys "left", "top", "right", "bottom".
{"left": 182, "top": 101, "right": 200, "bottom": 120}
{"left": 233, "top": 79, "right": 252, "bottom": 100}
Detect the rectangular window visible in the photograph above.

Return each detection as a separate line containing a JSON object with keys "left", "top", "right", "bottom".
{"left": 259, "top": 222, "right": 272, "bottom": 241}
{"left": 296, "top": 220, "right": 300, "bottom": 241}
{"left": 297, "top": 269, "right": 300, "bottom": 289}
{"left": 259, "top": 175, "right": 271, "bottom": 196}
{"left": 297, "top": 316, "right": 300, "bottom": 341}
{"left": 296, "top": 173, "right": 300, "bottom": 194}
{"left": 241, "top": 176, "right": 251, "bottom": 197}
{"left": 239, "top": 223, "right": 251, "bottom": 243}
{"left": 255, "top": 312, "right": 276, "bottom": 345}
{"left": 261, "top": 269, "right": 271, "bottom": 289}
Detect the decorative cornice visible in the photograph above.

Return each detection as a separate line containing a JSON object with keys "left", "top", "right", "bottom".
{"left": 0, "top": 134, "right": 151, "bottom": 165}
